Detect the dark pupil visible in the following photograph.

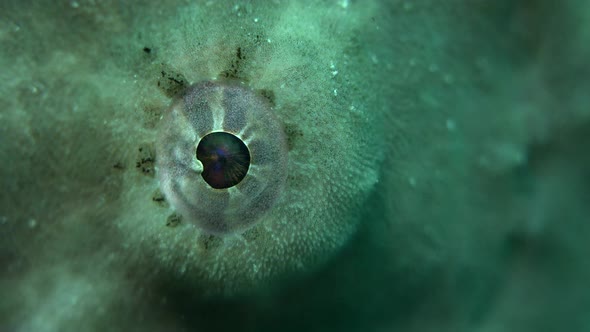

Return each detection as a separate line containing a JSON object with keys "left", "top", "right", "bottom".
{"left": 196, "top": 132, "right": 250, "bottom": 189}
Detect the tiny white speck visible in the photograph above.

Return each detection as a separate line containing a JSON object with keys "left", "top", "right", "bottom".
{"left": 333, "top": 89, "right": 338, "bottom": 96}
{"left": 70, "top": 1, "right": 79, "bottom": 8}
{"left": 330, "top": 61, "right": 336, "bottom": 69}
{"left": 28, "top": 219, "right": 37, "bottom": 228}
{"left": 254, "top": 18, "right": 259, "bottom": 23}
{"left": 446, "top": 119, "right": 456, "bottom": 131}
{"left": 331, "top": 70, "right": 339, "bottom": 77}
{"left": 280, "top": 83, "right": 285, "bottom": 89}
{"left": 267, "top": 38, "right": 272, "bottom": 43}
{"left": 370, "top": 54, "right": 378, "bottom": 64}
{"left": 339, "top": 0, "right": 349, "bottom": 9}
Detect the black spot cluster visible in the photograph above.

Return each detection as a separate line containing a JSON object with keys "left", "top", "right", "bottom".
{"left": 152, "top": 189, "right": 167, "bottom": 207}
{"left": 284, "top": 122, "right": 304, "bottom": 150}
{"left": 157, "top": 65, "right": 187, "bottom": 97}
{"left": 136, "top": 145, "right": 155, "bottom": 176}
{"left": 259, "top": 89, "right": 275, "bottom": 106}
{"left": 166, "top": 213, "right": 182, "bottom": 227}
{"left": 222, "top": 47, "right": 245, "bottom": 79}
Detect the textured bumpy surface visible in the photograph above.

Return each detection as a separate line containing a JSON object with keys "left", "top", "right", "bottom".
{"left": 110, "top": 2, "right": 383, "bottom": 294}
{"left": 156, "top": 81, "right": 288, "bottom": 234}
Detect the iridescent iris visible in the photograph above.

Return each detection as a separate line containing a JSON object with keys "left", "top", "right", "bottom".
{"left": 196, "top": 132, "right": 250, "bottom": 189}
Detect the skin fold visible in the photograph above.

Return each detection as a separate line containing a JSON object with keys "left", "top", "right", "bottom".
{"left": 1, "top": 1, "right": 589, "bottom": 331}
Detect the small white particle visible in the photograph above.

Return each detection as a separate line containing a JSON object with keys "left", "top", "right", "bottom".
{"left": 446, "top": 119, "right": 456, "bottom": 131}
{"left": 339, "top": 0, "right": 349, "bottom": 9}
{"left": 370, "top": 54, "right": 379, "bottom": 64}
{"left": 28, "top": 219, "right": 37, "bottom": 229}
{"left": 254, "top": 18, "right": 259, "bottom": 23}
{"left": 331, "top": 70, "right": 339, "bottom": 77}
{"left": 267, "top": 38, "right": 272, "bottom": 43}
{"left": 333, "top": 89, "right": 338, "bottom": 96}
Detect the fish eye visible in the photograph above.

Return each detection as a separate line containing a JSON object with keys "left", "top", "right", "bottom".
{"left": 156, "top": 81, "right": 288, "bottom": 235}
{"left": 196, "top": 131, "right": 251, "bottom": 190}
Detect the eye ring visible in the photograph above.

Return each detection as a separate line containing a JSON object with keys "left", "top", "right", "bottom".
{"left": 156, "top": 81, "right": 288, "bottom": 235}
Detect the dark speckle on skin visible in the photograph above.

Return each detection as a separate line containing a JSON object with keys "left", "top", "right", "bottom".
{"left": 157, "top": 64, "right": 187, "bottom": 97}
{"left": 284, "top": 122, "right": 304, "bottom": 150}
{"left": 259, "top": 89, "right": 275, "bottom": 106}
{"left": 221, "top": 47, "right": 246, "bottom": 79}
{"left": 136, "top": 144, "right": 156, "bottom": 177}
{"left": 152, "top": 189, "right": 168, "bottom": 207}
{"left": 166, "top": 213, "right": 182, "bottom": 227}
